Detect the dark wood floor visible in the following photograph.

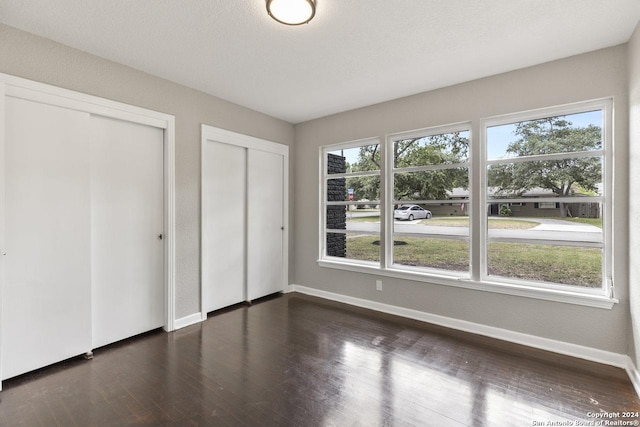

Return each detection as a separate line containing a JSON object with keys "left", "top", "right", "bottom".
{"left": 0, "top": 292, "right": 638, "bottom": 426}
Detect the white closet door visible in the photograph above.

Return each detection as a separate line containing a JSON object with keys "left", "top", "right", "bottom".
{"left": 2, "top": 97, "right": 92, "bottom": 380}
{"left": 90, "top": 115, "right": 164, "bottom": 349}
{"left": 202, "top": 141, "right": 247, "bottom": 313}
{"left": 247, "top": 149, "right": 284, "bottom": 300}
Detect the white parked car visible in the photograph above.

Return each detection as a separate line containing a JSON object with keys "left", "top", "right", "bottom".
{"left": 394, "top": 204, "right": 432, "bottom": 221}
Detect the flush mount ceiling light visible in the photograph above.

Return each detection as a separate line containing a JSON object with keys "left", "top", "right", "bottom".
{"left": 266, "top": 0, "right": 316, "bottom": 26}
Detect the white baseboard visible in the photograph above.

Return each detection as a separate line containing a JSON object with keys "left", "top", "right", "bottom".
{"left": 290, "top": 284, "right": 629, "bottom": 370}
{"left": 626, "top": 357, "right": 640, "bottom": 397}
{"left": 174, "top": 312, "right": 204, "bottom": 330}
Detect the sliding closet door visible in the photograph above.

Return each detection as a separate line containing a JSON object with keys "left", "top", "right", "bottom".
{"left": 201, "top": 125, "right": 288, "bottom": 315}
{"left": 2, "top": 97, "right": 92, "bottom": 380}
{"left": 247, "top": 149, "right": 284, "bottom": 300}
{"left": 90, "top": 116, "right": 164, "bottom": 349}
{"left": 202, "top": 141, "right": 247, "bottom": 313}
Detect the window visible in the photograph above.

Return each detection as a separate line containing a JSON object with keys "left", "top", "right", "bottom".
{"left": 483, "top": 101, "right": 610, "bottom": 292}
{"left": 391, "top": 126, "right": 470, "bottom": 274}
{"left": 321, "top": 139, "right": 381, "bottom": 264}
{"left": 319, "top": 99, "right": 614, "bottom": 307}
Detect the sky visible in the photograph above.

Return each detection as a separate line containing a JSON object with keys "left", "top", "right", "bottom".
{"left": 330, "top": 110, "right": 603, "bottom": 166}
{"left": 486, "top": 110, "right": 602, "bottom": 159}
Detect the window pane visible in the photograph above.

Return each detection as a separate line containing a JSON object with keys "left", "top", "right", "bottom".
{"left": 346, "top": 176, "right": 380, "bottom": 203}
{"left": 392, "top": 235, "right": 468, "bottom": 273}
{"left": 393, "top": 164, "right": 470, "bottom": 273}
{"left": 336, "top": 233, "right": 381, "bottom": 263}
{"left": 326, "top": 163, "right": 381, "bottom": 263}
{"left": 326, "top": 206, "right": 346, "bottom": 231}
{"left": 328, "top": 144, "right": 381, "bottom": 174}
{"left": 327, "top": 178, "right": 347, "bottom": 202}
{"left": 326, "top": 232, "right": 347, "bottom": 257}
{"left": 484, "top": 106, "right": 607, "bottom": 291}
{"left": 327, "top": 177, "right": 380, "bottom": 204}
{"left": 327, "top": 232, "right": 382, "bottom": 262}
{"left": 327, "top": 206, "right": 380, "bottom": 262}
{"left": 394, "top": 169, "right": 468, "bottom": 201}
{"left": 487, "top": 211, "right": 603, "bottom": 243}
{"left": 394, "top": 208, "right": 469, "bottom": 234}
{"left": 394, "top": 131, "right": 469, "bottom": 167}
{"left": 487, "top": 110, "right": 602, "bottom": 160}
{"left": 485, "top": 203, "right": 603, "bottom": 241}
{"left": 488, "top": 243, "right": 602, "bottom": 288}
{"left": 487, "top": 157, "right": 603, "bottom": 200}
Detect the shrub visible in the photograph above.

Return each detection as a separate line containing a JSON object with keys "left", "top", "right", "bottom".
{"left": 499, "top": 204, "right": 512, "bottom": 217}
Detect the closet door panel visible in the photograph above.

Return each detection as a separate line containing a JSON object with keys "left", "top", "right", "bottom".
{"left": 202, "top": 141, "right": 246, "bottom": 313}
{"left": 247, "top": 149, "right": 284, "bottom": 301}
{"left": 90, "top": 115, "right": 164, "bottom": 349}
{"left": 2, "top": 97, "right": 92, "bottom": 380}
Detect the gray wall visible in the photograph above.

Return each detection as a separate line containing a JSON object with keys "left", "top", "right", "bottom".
{"left": 0, "top": 21, "right": 635, "bottom": 358}
{"left": 628, "top": 21, "right": 640, "bottom": 366}
{"left": 0, "top": 23, "right": 295, "bottom": 319}
{"left": 294, "top": 45, "right": 630, "bottom": 354}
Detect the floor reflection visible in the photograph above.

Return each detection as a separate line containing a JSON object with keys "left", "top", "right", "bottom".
{"left": 1, "top": 293, "right": 637, "bottom": 426}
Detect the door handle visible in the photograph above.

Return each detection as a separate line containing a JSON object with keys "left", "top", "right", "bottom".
{"left": 158, "top": 234, "right": 163, "bottom": 240}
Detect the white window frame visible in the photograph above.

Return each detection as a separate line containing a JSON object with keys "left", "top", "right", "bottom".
{"left": 319, "top": 137, "right": 382, "bottom": 267}
{"left": 318, "top": 99, "right": 616, "bottom": 309}
{"left": 387, "top": 123, "right": 472, "bottom": 278}
{"left": 479, "top": 98, "right": 613, "bottom": 300}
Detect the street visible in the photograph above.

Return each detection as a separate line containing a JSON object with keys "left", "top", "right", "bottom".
{"left": 345, "top": 217, "right": 602, "bottom": 243}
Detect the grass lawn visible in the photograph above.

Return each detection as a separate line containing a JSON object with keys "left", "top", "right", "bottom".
{"left": 345, "top": 235, "right": 601, "bottom": 287}
{"left": 345, "top": 234, "right": 381, "bottom": 262}
{"left": 346, "top": 235, "right": 465, "bottom": 269}
{"left": 488, "top": 243, "right": 601, "bottom": 287}
{"left": 348, "top": 208, "right": 380, "bottom": 213}
{"left": 347, "top": 216, "right": 381, "bottom": 222}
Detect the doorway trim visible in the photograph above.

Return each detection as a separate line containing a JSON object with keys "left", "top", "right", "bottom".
{"left": 200, "top": 124, "right": 289, "bottom": 320}
{"left": 0, "top": 73, "right": 177, "bottom": 367}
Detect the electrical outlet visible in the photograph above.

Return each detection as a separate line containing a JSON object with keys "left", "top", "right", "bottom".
{"left": 376, "top": 280, "right": 383, "bottom": 291}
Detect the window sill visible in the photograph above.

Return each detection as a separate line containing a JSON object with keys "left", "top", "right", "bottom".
{"left": 317, "top": 259, "right": 617, "bottom": 309}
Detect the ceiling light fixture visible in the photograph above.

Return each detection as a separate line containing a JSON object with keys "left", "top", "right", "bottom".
{"left": 266, "top": 0, "right": 316, "bottom": 26}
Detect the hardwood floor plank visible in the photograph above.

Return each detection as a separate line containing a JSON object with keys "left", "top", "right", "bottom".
{"left": 0, "top": 292, "right": 638, "bottom": 426}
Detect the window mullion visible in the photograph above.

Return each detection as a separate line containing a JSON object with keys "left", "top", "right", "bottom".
{"left": 381, "top": 136, "right": 393, "bottom": 269}
{"left": 602, "top": 98, "right": 614, "bottom": 297}
{"left": 473, "top": 120, "right": 484, "bottom": 282}
{"left": 320, "top": 147, "right": 327, "bottom": 259}
{"left": 486, "top": 149, "right": 603, "bottom": 165}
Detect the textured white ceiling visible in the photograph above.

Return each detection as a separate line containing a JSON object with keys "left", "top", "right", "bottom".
{"left": 0, "top": 0, "right": 639, "bottom": 123}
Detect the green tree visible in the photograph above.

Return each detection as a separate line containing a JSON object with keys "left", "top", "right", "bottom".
{"left": 347, "top": 133, "right": 468, "bottom": 202}
{"left": 488, "top": 117, "right": 602, "bottom": 217}
{"left": 394, "top": 132, "right": 468, "bottom": 200}
{"left": 347, "top": 144, "right": 381, "bottom": 204}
